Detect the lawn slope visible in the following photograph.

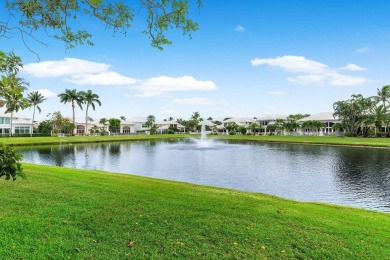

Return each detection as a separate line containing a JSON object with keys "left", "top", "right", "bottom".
{"left": 1, "top": 164, "right": 389, "bottom": 259}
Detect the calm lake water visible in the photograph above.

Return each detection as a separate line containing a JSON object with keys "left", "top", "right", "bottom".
{"left": 18, "top": 139, "right": 390, "bottom": 212}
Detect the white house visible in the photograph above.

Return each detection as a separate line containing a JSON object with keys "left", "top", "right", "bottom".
{"left": 298, "top": 112, "right": 341, "bottom": 135}
{"left": 0, "top": 112, "right": 32, "bottom": 135}
{"left": 120, "top": 117, "right": 149, "bottom": 134}
{"left": 155, "top": 120, "right": 185, "bottom": 134}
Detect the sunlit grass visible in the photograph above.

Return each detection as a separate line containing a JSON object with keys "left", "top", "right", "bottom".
{"left": 1, "top": 164, "right": 389, "bottom": 258}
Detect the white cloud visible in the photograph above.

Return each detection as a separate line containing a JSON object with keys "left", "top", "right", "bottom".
{"left": 23, "top": 58, "right": 136, "bottom": 86}
{"left": 22, "top": 58, "right": 110, "bottom": 77}
{"left": 251, "top": 55, "right": 369, "bottom": 86}
{"left": 235, "top": 25, "right": 245, "bottom": 32}
{"left": 172, "top": 97, "right": 225, "bottom": 105}
{"left": 67, "top": 71, "right": 136, "bottom": 85}
{"left": 355, "top": 47, "right": 372, "bottom": 53}
{"left": 24, "top": 58, "right": 217, "bottom": 96}
{"left": 31, "top": 89, "right": 57, "bottom": 98}
{"left": 131, "top": 76, "right": 217, "bottom": 97}
{"left": 267, "top": 91, "right": 286, "bottom": 96}
{"left": 340, "top": 64, "right": 367, "bottom": 72}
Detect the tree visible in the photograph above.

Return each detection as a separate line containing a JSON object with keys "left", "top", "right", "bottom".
{"left": 99, "top": 118, "right": 108, "bottom": 133}
{"left": 80, "top": 90, "right": 101, "bottom": 135}
{"left": 120, "top": 116, "right": 126, "bottom": 121}
{"left": 333, "top": 94, "right": 373, "bottom": 134}
{"left": 361, "top": 104, "right": 390, "bottom": 136}
{"left": 372, "top": 85, "right": 390, "bottom": 108}
{"left": 2, "top": 0, "right": 202, "bottom": 52}
{"left": 249, "top": 122, "right": 258, "bottom": 134}
{"left": 27, "top": 90, "right": 46, "bottom": 137}
{"left": 58, "top": 89, "right": 84, "bottom": 134}
{"left": 37, "top": 120, "right": 53, "bottom": 134}
{"left": 109, "top": 118, "right": 121, "bottom": 133}
{"left": 145, "top": 115, "right": 156, "bottom": 128}
{"left": 2, "top": 76, "right": 29, "bottom": 136}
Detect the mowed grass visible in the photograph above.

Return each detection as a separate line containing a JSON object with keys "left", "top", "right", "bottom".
{"left": 0, "top": 134, "right": 188, "bottom": 146}
{"left": 212, "top": 134, "right": 390, "bottom": 148}
{"left": 1, "top": 164, "right": 389, "bottom": 259}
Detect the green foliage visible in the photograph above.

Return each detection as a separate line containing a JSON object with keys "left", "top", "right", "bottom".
{"left": 0, "top": 143, "right": 26, "bottom": 181}
{"left": 3, "top": 0, "right": 201, "bottom": 50}
{"left": 108, "top": 118, "right": 121, "bottom": 133}
{"left": 38, "top": 120, "right": 53, "bottom": 134}
{"left": 238, "top": 126, "right": 247, "bottom": 135}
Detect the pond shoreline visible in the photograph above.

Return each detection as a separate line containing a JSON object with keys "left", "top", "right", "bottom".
{"left": 4, "top": 134, "right": 390, "bottom": 149}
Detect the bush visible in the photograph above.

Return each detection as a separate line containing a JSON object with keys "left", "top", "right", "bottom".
{"left": 229, "top": 131, "right": 236, "bottom": 135}
{"left": 376, "top": 132, "right": 387, "bottom": 138}
{"left": 344, "top": 132, "right": 357, "bottom": 137}
{"left": 0, "top": 143, "right": 26, "bottom": 181}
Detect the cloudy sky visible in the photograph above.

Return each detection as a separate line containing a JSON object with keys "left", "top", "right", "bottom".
{"left": 2, "top": 0, "right": 390, "bottom": 121}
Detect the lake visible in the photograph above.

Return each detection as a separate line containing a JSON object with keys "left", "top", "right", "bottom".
{"left": 18, "top": 139, "right": 390, "bottom": 212}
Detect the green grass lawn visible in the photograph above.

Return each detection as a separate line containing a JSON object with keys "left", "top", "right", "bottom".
{"left": 1, "top": 164, "right": 389, "bottom": 259}
{"left": 0, "top": 134, "right": 188, "bottom": 146}
{"left": 212, "top": 134, "right": 390, "bottom": 147}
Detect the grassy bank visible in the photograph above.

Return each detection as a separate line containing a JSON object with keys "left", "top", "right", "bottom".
{"left": 1, "top": 164, "right": 389, "bottom": 258}
{"left": 0, "top": 134, "right": 187, "bottom": 146}
{"left": 212, "top": 134, "right": 390, "bottom": 148}
{"left": 3, "top": 134, "right": 390, "bottom": 148}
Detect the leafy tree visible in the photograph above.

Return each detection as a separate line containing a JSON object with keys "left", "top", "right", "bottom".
{"left": 145, "top": 115, "right": 156, "bottom": 128}
{"left": 61, "top": 120, "right": 76, "bottom": 135}
{"left": 2, "top": 0, "right": 202, "bottom": 51}
{"left": 37, "top": 120, "right": 53, "bottom": 134}
{"left": 120, "top": 116, "right": 126, "bottom": 121}
{"left": 238, "top": 126, "right": 247, "bottom": 135}
{"left": 333, "top": 94, "right": 373, "bottom": 134}
{"left": 47, "top": 111, "right": 66, "bottom": 134}
{"left": 109, "top": 118, "right": 121, "bottom": 133}
{"left": 27, "top": 90, "right": 46, "bottom": 137}
{"left": 99, "top": 118, "right": 108, "bottom": 132}
{"left": 58, "top": 89, "right": 84, "bottom": 133}
{"left": 0, "top": 143, "right": 26, "bottom": 181}
{"left": 225, "top": 122, "right": 238, "bottom": 134}
{"left": 80, "top": 90, "right": 101, "bottom": 135}
{"left": 249, "top": 122, "right": 258, "bottom": 134}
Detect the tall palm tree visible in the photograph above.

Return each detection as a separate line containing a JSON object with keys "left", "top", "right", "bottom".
{"left": 27, "top": 91, "right": 46, "bottom": 137}
{"left": 1, "top": 76, "right": 28, "bottom": 136}
{"left": 375, "top": 85, "right": 390, "bottom": 107}
{"left": 80, "top": 90, "right": 101, "bottom": 135}
{"left": 58, "top": 89, "right": 84, "bottom": 134}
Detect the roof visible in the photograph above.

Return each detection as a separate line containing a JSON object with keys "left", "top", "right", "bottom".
{"left": 200, "top": 120, "right": 215, "bottom": 127}
{"left": 298, "top": 112, "right": 340, "bottom": 122}
{"left": 256, "top": 114, "right": 287, "bottom": 121}
{"left": 223, "top": 117, "right": 255, "bottom": 124}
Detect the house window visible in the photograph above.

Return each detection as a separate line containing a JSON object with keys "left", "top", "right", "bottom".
{"left": 123, "top": 126, "right": 131, "bottom": 133}
{"left": 142, "top": 124, "right": 147, "bottom": 128}
{"left": 14, "top": 126, "right": 30, "bottom": 134}
{"left": 0, "top": 118, "right": 10, "bottom": 124}
{"left": 76, "top": 125, "right": 85, "bottom": 134}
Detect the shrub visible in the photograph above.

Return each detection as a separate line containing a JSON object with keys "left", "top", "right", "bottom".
{"left": 344, "top": 132, "right": 357, "bottom": 137}
{"left": 0, "top": 143, "right": 26, "bottom": 181}
{"left": 376, "top": 132, "right": 387, "bottom": 138}
{"left": 229, "top": 131, "right": 236, "bottom": 135}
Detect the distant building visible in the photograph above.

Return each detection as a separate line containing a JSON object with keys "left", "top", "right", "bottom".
{"left": 0, "top": 112, "right": 32, "bottom": 135}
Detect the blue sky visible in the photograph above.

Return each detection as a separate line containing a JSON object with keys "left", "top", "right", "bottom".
{"left": 2, "top": 0, "right": 390, "bottom": 122}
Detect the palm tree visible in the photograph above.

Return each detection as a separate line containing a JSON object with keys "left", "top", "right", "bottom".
{"left": 80, "top": 90, "right": 101, "bottom": 135}
{"left": 1, "top": 76, "right": 29, "bottom": 136}
{"left": 58, "top": 89, "right": 84, "bottom": 134}
{"left": 373, "top": 85, "right": 390, "bottom": 107}
{"left": 362, "top": 104, "right": 390, "bottom": 135}
{"left": 27, "top": 91, "right": 46, "bottom": 137}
